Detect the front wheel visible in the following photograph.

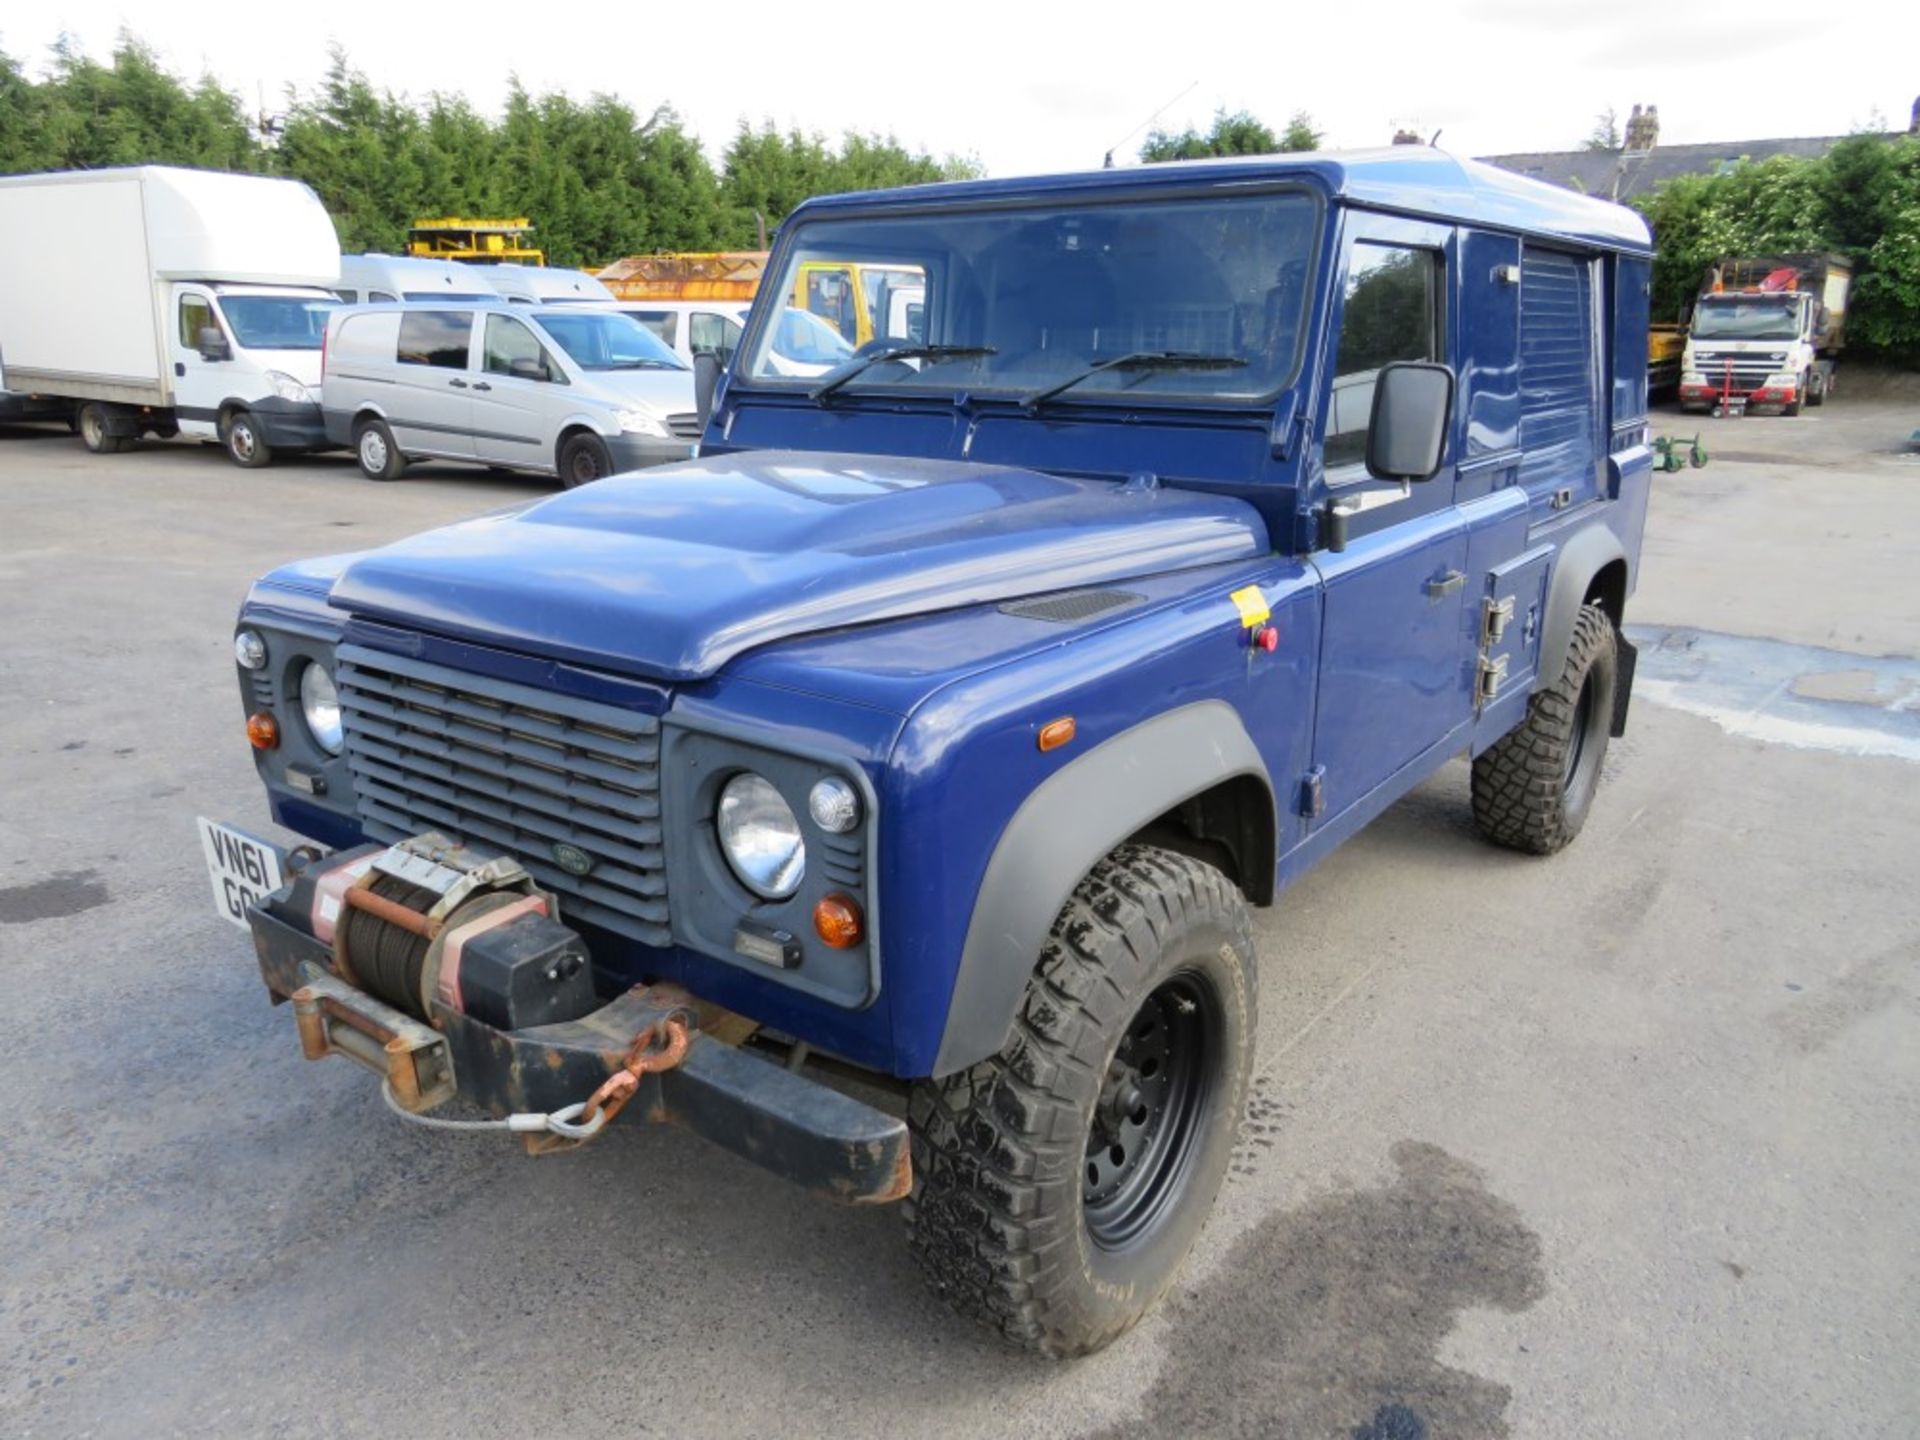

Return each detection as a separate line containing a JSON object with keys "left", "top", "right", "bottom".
{"left": 222, "top": 409, "right": 272, "bottom": 468}
{"left": 1783, "top": 372, "right": 1807, "bottom": 417}
{"left": 1472, "top": 601, "right": 1618, "bottom": 855}
{"left": 558, "top": 432, "right": 613, "bottom": 488}
{"left": 904, "top": 845, "right": 1256, "bottom": 1357}
{"left": 1807, "top": 369, "right": 1828, "bottom": 407}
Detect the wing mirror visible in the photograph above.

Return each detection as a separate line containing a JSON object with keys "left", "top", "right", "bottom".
{"left": 693, "top": 352, "right": 723, "bottom": 424}
{"left": 197, "top": 325, "right": 232, "bottom": 362}
{"left": 1365, "top": 361, "right": 1454, "bottom": 482}
{"left": 509, "top": 357, "right": 550, "bottom": 383}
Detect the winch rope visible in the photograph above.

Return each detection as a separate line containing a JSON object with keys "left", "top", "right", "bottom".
{"left": 378, "top": 1012, "right": 694, "bottom": 1144}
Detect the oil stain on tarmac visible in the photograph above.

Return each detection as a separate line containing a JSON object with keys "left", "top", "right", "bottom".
{"left": 1087, "top": 1141, "right": 1545, "bottom": 1440}
{"left": 0, "top": 869, "right": 110, "bottom": 924}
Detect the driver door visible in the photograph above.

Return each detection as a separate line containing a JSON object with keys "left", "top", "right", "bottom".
{"left": 472, "top": 312, "right": 565, "bottom": 469}
{"left": 1307, "top": 214, "right": 1474, "bottom": 824}
{"left": 169, "top": 287, "right": 227, "bottom": 439}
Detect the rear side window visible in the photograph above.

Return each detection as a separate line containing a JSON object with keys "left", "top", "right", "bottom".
{"left": 334, "top": 289, "right": 359, "bottom": 304}
{"left": 397, "top": 311, "right": 472, "bottom": 369}
{"left": 1324, "top": 243, "right": 1442, "bottom": 471}
{"left": 179, "top": 294, "right": 217, "bottom": 348}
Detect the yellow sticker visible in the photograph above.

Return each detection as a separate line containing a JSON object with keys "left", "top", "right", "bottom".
{"left": 1230, "top": 585, "right": 1270, "bottom": 628}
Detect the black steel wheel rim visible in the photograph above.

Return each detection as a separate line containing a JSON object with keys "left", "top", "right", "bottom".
{"left": 1564, "top": 670, "right": 1599, "bottom": 801}
{"left": 1082, "top": 969, "right": 1222, "bottom": 1252}
{"left": 570, "top": 446, "right": 605, "bottom": 484}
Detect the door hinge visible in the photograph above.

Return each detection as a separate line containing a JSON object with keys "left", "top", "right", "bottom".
{"left": 1297, "top": 766, "right": 1326, "bottom": 819}
{"left": 1477, "top": 654, "right": 1510, "bottom": 702}
{"left": 1482, "top": 595, "right": 1515, "bottom": 645}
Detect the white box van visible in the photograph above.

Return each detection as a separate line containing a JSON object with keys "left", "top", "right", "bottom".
{"left": 322, "top": 302, "right": 698, "bottom": 484}
{"left": 0, "top": 166, "right": 343, "bottom": 467}
{"left": 336, "top": 255, "right": 499, "bottom": 305}
{"left": 469, "top": 264, "right": 619, "bottom": 307}
{"left": 621, "top": 299, "right": 855, "bottom": 378}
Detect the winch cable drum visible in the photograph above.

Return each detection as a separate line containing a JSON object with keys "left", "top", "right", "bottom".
{"left": 334, "top": 872, "right": 440, "bottom": 1019}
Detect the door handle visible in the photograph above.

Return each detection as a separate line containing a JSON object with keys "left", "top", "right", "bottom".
{"left": 1551, "top": 486, "right": 1574, "bottom": 509}
{"left": 1425, "top": 569, "right": 1466, "bottom": 599}
{"left": 472, "top": 381, "right": 492, "bottom": 392}
{"left": 448, "top": 378, "right": 469, "bottom": 389}
{"left": 174, "top": 362, "right": 186, "bottom": 377}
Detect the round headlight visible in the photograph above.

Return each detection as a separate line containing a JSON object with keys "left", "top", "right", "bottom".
{"left": 808, "top": 776, "right": 860, "bottom": 834}
{"left": 299, "top": 662, "right": 343, "bottom": 756}
{"left": 234, "top": 629, "right": 267, "bottom": 670}
{"left": 717, "top": 773, "right": 805, "bottom": 899}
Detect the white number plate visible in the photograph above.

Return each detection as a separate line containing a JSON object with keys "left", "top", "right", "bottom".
{"left": 197, "top": 817, "right": 286, "bottom": 930}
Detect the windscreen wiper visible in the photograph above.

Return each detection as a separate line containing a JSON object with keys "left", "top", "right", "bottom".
{"left": 1018, "top": 351, "right": 1248, "bottom": 411}
{"left": 809, "top": 344, "right": 997, "bottom": 402}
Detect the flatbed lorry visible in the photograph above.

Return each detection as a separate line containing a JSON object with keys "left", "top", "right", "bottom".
{"left": 1680, "top": 252, "right": 1850, "bottom": 413}
{"left": 0, "top": 167, "right": 343, "bottom": 466}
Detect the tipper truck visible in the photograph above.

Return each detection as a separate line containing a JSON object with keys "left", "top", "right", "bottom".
{"left": 0, "top": 166, "right": 343, "bottom": 466}
{"left": 1679, "top": 252, "right": 1850, "bottom": 414}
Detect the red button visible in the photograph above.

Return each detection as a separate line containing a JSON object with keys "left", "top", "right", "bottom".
{"left": 1255, "top": 625, "right": 1279, "bottom": 653}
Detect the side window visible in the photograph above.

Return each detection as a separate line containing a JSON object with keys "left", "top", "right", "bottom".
{"left": 396, "top": 310, "right": 473, "bottom": 369}
{"left": 689, "top": 311, "right": 742, "bottom": 360}
{"left": 370, "top": 290, "right": 397, "bottom": 303}
{"left": 1325, "top": 243, "right": 1442, "bottom": 472}
{"left": 483, "top": 313, "right": 557, "bottom": 381}
{"left": 334, "top": 289, "right": 359, "bottom": 305}
{"left": 179, "top": 294, "right": 216, "bottom": 349}
{"left": 633, "top": 311, "right": 677, "bottom": 346}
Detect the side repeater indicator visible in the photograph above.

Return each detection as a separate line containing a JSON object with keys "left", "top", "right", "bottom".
{"left": 1038, "top": 716, "right": 1077, "bottom": 752}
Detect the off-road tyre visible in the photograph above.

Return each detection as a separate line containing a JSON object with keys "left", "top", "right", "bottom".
{"left": 558, "top": 432, "right": 613, "bottom": 488}
{"left": 77, "top": 402, "right": 127, "bottom": 454}
{"left": 1472, "top": 600, "right": 1618, "bottom": 855}
{"left": 903, "top": 845, "right": 1256, "bottom": 1357}
{"left": 354, "top": 418, "right": 406, "bottom": 480}
{"left": 222, "top": 409, "right": 273, "bottom": 468}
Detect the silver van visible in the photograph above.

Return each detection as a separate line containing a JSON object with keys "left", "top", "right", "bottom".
{"left": 336, "top": 254, "right": 499, "bottom": 305}
{"left": 321, "top": 302, "right": 699, "bottom": 485}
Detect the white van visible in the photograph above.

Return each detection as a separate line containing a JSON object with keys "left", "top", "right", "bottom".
{"left": 469, "top": 264, "right": 619, "bottom": 307}
{"left": 623, "top": 299, "right": 854, "bottom": 377}
{"left": 336, "top": 254, "right": 499, "bottom": 305}
{"left": 0, "top": 166, "right": 342, "bottom": 466}
{"left": 322, "top": 302, "right": 698, "bottom": 485}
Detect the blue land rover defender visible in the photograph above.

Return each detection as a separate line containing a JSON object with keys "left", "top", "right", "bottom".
{"left": 213, "top": 149, "right": 1652, "bottom": 1356}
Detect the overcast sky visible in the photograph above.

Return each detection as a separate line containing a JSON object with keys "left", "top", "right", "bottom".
{"left": 8, "top": 1, "right": 1917, "bottom": 176}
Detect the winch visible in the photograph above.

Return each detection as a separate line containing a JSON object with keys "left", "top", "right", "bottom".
{"left": 298, "top": 833, "right": 600, "bottom": 1033}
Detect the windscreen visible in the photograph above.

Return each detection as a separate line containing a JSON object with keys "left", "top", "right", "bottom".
{"left": 742, "top": 190, "right": 1319, "bottom": 403}
{"left": 772, "top": 307, "right": 854, "bottom": 367}
{"left": 1692, "top": 296, "right": 1800, "bottom": 341}
{"left": 533, "top": 311, "right": 687, "bottom": 370}
{"left": 217, "top": 295, "right": 340, "bottom": 350}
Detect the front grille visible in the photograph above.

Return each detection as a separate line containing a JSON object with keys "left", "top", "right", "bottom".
{"left": 666, "top": 412, "right": 702, "bottom": 440}
{"left": 335, "top": 645, "right": 669, "bottom": 946}
{"left": 1692, "top": 350, "right": 1786, "bottom": 386}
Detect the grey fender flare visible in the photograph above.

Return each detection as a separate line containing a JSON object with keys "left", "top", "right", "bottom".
{"left": 1539, "top": 525, "right": 1627, "bottom": 686}
{"left": 930, "top": 700, "right": 1272, "bottom": 1078}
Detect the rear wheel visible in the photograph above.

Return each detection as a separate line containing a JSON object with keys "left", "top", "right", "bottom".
{"left": 559, "top": 432, "right": 613, "bottom": 488}
{"left": 1472, "top": 601, "right": 1618, "bottom": 855}
{"left": 222, "top": 409, "right": 272, "bottom": 468}
{"left": 354, "top": 418, "right": 406, "bottom": 481}
{"left": 77, "top": 402, "right": 126, "bottom": 454}
{"left": 904, "top": 845, "right": 1256, "bottom": 1357}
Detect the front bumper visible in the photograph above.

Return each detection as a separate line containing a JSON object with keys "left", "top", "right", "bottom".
{"left": 608, "top": 432, "right": 697, "bottom": 471}
{"left": 245, "top": 856, "right": 911, "bottom": 1204}
{"left": 250, "top": 397, "right": 333, "bottom": 451}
